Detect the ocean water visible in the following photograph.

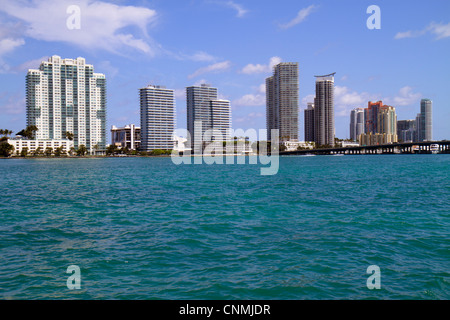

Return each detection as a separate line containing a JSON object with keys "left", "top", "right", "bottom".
{"left": 0, "top": 155, "right": 448, "bottom": 300}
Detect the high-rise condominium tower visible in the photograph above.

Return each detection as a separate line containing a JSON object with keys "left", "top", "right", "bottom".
{"left": 186, "top": 84, "right": 231, "bottom": 153}
{"left": 266, "top": 62, "right": 299, "bottom": 141}
{"left": 350, "top": 108, "right": 365, "bottom": 141}
{"left": 314, "top": 73, "right": 335, "bottom": 147}
{"left": 419, "top": 99, "right": 432, "bottom": 142}
{"left": 304, "top": 102, "right": 315, "bottom": 142}
{"left": 359, "top": 101, "right": 398, "bottom": 145}
{"left": 140, "top": 85, "right": 176, "bottom": 151}
{"left": 26, "top": 55, "right": 106, "bottom": 154}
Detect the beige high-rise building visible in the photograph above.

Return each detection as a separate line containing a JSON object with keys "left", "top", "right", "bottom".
{"left": 314, "top": 73, "right": 335, "bottom": 147}
{"left": 266, "top": 62, "right": 299, "bottom": 142}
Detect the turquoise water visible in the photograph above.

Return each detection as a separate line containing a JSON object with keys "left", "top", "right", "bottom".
{"left": 0, "top": 155, "right": 449, "bottom": 299}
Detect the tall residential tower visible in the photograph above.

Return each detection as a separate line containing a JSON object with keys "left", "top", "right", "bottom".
{"left": 314, "top": 73, "right": 335, "bottom": 147}
{"left": 186, "top": 84, "right": 231, "bottom": 153}
{"left": 26, "top": 55, "right": 106, "bottom": 154}
{"left": 140, "top": 85, "right": 176, "bottom": 151}
{"left": 418, "top": 99, "right": 432, "bottom": 142}
{"left": 350, "top": 108, "right": 365, "bottom": 141}
{"left": 266, "top": 62, "right": 299, "bottom": 141}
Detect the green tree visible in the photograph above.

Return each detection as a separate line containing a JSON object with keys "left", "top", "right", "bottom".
{"left": 33, "top": 146, "right": 42, "bottom": 156}
{"left": 54, "top": 146, "right": 66, "bottom": 157}
{"left": 106, "top": 144, "right": 119, "bottom": 156}
{"left": 68, "top": 147, "right": 76, "bottom": 156}
{"left": 0, "top": 129, "right": 13, "bottom": 142}
{"left": 151, "top": 149, "right": 164, "bottom": 156}
{"left": 0, "top": 141, "right": 14, "bottom": 157}
{"left": 76, "top": 145, "right": 87, "bottom": 156}
{"left": 44, "top": 147, "right": 53, "bottom": 156}
{"left": 65, "top": 131, "right": 74, "bottom": 141}
{"left": 21, "top": 147, "right": 29, "bottom": 157}
{"left": 17, "top": 125, "right": 38, "bottom": 139}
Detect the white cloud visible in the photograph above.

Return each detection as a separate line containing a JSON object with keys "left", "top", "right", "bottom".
{"left": 395, "top": 22, "right": 450, "bottom": 40}
{"left": 223, "top": 1, "right": 248, "bottom": 18}
{"left": 279, "top": 5, "right": 317, "bottom": 29}
{"left": 0, "top": 37, "right": 25, "bottom": 56}
{"left": 301, "top": 94, "right": 315, "bottom": 108}
{"left": 11, "top": 56, "right": 49, "bottom": 73}
{"left": 194, "top": 79, "right": 210, "bottom": 86}
{"left": 258, "top": 83, "right": 266, "bottom": 94}
{"left": 233, "top": 94, "right": 265, "bottom": 107}
{"left": 0, "top": 0, "right": 158, "bottom": 55}
{"left": 188, "top": 61, "right": 231, "bottom": 79}
{"left": 97, "top": 60, "right": 119, "bottom": 78}
{"left": 333, "top": 86, "right": 377, "bottom": 116}
{"left": 189, "top": 51, "right": 217, "bottom": 62}
{"left": 429, "top": 22, "right": 450, "bottom": 39}
{"left": 0, "top": 92, "right": 25, "bottom": 115}
{"left": 174, "top": 88, "right": 186, "bottom": 101}
{"left": 241, "top": 56, "right": 282, "bottom": 74}
{"left": 384, "top": 86, "right": 422, "bottom": 107}
{"left": 235, "top": 112, "right": 264, "bottom": 123}
{"left": 0, "top": 37, "right": 25, "bottom": 73}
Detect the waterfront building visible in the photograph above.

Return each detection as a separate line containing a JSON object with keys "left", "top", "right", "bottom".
{"left": 418, "top": 99, "right": 432, "bottom": 141}
{"left": 186, "top": 83, "right": 231, "bottom": 153}
{"left": 359, "top": 133, "right": 397, "bottom": 146}
{"left": 282, "top": 140, "right": 315, "bottom": 151}
{"left": 266, "top": 62, "right": 299, "bottom": 142}
{"left": 314, "top": 73, "right": 335, "bottom": 147}
{"left": 111, "top": 124, "right": 141, "bottom": 150}
{"left": 304, "top": 102, "right": 315, "bottom": 142}
{"left": 26, "top": 55, "right": 106, "bottom": 154}
{"left": 365, "top": 101, "right": 383, "bottom": 134}
{"left": 8, "top": 138, "right": 74, "bottom": 155}
{"left": 359, "top": 101, "right": 397, "bottom": 145}
{"left": 397, "top": 120, "right": 416, "bottom": 142}
{"left": 140, "top": 85, "right": 176, "bottom": 151}
{"left": 350, "top": 108, "right": 365, "bottom": 141}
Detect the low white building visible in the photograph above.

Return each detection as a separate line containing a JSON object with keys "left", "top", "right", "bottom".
{"left": 8, "top": 139, "right": 74, "bottom": 155}
{"left": 282, "top": 140, "right": 315, "bottom": 151}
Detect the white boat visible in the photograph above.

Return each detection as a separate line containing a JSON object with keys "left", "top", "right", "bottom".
{"left": 430, "top": 144, "right": 439, "bottom": 154}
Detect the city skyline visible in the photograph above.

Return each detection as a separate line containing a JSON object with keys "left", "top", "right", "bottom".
{"left": 0, "top": 1, "right": 449, "bottom": 141}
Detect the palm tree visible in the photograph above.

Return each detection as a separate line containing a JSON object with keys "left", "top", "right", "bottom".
{"left": 17, "top": 125, "right": 38, "bottom": 139}
{"left": 76, "top": 145, "right": 87, "bottom": 156}
{"left": 65, "top": 131, "right": 74, "bottom": 141}
{"left": 44, "top": 147, "right": 53, "bottom": 157}
{"left": 0, "top": 129, "right": 13, "bottom": 142}
{"left": 33, "top": 147, "right": 42, "bottom": 156}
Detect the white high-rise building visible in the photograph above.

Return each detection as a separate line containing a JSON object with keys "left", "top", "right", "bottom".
{"left": 140, "top": 85, "right": 176, "bottom": 151}
{"left": 26, "top": 55, "right": 106, "bottom": 154}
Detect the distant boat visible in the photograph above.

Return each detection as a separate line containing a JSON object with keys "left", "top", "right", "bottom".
{"left": 430, "top": 144, "right": 439, "bottom": 154}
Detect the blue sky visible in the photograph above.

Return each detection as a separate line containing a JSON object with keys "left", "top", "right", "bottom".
{"left": 0, "top": 0, "right": 449, "bottom": 141}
